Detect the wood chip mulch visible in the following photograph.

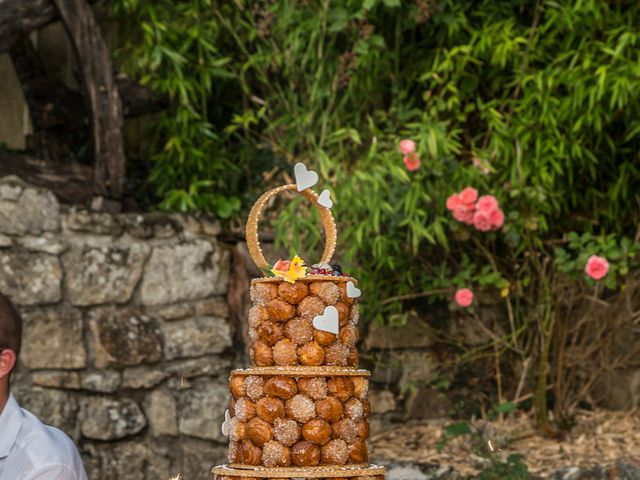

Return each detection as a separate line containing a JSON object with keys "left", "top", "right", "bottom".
{"left": 370, "top": 409, "right": 640, "bottom": 477}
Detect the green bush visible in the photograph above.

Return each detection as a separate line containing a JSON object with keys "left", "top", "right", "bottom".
{"left": 113, "top": 0, "right": 640, "bottom": 426}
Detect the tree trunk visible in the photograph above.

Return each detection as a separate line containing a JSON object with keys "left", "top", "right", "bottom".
{"left": 52, "top": 0, "right": 126, "bottom": 212}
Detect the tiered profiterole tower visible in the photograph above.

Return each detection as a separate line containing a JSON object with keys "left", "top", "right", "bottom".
{"left": 212, "top": 164, "right": 386, "bottom": 480}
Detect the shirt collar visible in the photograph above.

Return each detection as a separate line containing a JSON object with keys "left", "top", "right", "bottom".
{"left": 0, "top": 394, "right": 23, "bottom": 459}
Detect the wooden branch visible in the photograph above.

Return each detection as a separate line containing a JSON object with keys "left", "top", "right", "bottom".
{"left": 52, "top": 0, "right": 126, "bottom": 211}
{"left": 0, "top": 152, "right": 94, "bottom": 205}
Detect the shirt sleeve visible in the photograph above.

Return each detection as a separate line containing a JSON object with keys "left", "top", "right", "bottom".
{"left": 29, "top": 465, "right": 82, "bottom": 480}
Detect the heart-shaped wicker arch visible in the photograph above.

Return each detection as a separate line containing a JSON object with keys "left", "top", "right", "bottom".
{"left": 245, "top": 184, "right": 337, "bottom": 272}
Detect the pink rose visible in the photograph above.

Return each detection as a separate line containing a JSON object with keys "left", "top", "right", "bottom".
{"left": 455, "top": 288, "right": 474, "bottom": 307}
{"left": 399, "top": 139, "right": 416, "bottom": 155}
{"left": 459, "top": 187, "right": 478, "bottom": 205}
{"left": 273, "top": 259, "right": 291, "bottom": 271}
{"left": 476, "top": 195, "right": 499, "bottom": 213}
{"left": 446, "top": 193, "right": 463, "bottom": 211}
{"left": 585, "top": 255, "right": 609, "bottom": 280}
{"left": 472, "top": 210, "right": 492, "bottom": 231}
{"left": 489, "top": 208, "right": 504, "bottom": 230}
{"left": 453, "top": 205, "right": 474, "bottom": 225}
{"left": 404, "top": 153, "right": 421, "bottom": 172}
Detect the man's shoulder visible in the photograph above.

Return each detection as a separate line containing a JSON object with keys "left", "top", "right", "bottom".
{"left": 16, "top": 408, "right": 83, "bottom": 472}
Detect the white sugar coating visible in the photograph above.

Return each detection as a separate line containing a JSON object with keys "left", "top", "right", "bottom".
{"left": 250, "top": 283, "right": 277, "bottom": 306}
{"left": 273, "top": 339, "right": 298, "bottom": 365}
{"left": 299, "top": 377, "right": 327, "bottom": 400}
{"left": 228, "top": 441, "right": 240, "bottom": 463}
{"left": 310, "top": 281, "right": 340, "bottom": 305}
{"left": 284, "top": 316, "right": 314, "bottom": 345}
{"left": 273, "top": 418, "right": 300, "bottom": 446}
{"left": 286, "top": 394, "right": 316, "bottom": 423}
{"left": 261, "top": 440, "right": 288, "bottom": 467}
{"left": 297, "top": 296, "right": 326, "bottom": 320}
{"left": 248, "top": 305, "right": 267, "bottom": 328}
{"left": 228, "top": 417, "right": 244, "bottom": 441}
{"left": 234, "top": 397, "right": 256, "bottom": 422}
{"left": 340, "top": 324, "right": 358, "bottom": 347}
{"left": 353, "top": 377, "right": 369, "bottom": 401}
{"left": 350, "top": 305, "right": 360, "bottom": 324}
{"left": 334, "top": 419, "right": 358, "bottom": 444}
{"left": 244, "top": 375, "right": 265, "bottom": 401}
{"left": 344, "top": 398, "right": 364, "bottom": 422}
{"left": 248, "top": 326, "right": 258, "bottom": 341}
{"left": 325, "top": 342, "right": 350, "bottom": 366}
{"left": 322, "top": 438, "right": 349, "bottom": 464}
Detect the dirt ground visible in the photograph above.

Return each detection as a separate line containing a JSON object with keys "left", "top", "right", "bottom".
{"left": 371, "top": 409, "right": 640, "bottom": 477}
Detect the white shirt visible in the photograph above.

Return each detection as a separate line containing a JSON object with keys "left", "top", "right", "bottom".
{"left": 0, "top": 395, "right": 88, "bottom": 480}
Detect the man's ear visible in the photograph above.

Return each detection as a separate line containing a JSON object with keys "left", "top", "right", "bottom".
{"left": 0, "top": 349, "right": 17, "bottom": 380}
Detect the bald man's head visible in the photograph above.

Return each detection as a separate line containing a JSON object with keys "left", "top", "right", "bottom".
{"left": 0, "top": 293, "right": 21, "bottom": 358}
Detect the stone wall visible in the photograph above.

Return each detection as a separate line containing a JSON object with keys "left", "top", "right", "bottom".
{"left": 1, "top": 176, "right": 234, "bottom": 479}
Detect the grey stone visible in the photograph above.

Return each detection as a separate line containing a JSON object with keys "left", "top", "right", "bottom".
{"left": 179, "top": 438, "right": 227, "bottom": 479}
{"left": 178, "top": 381, "right": 229, "bottom": 441}
{"left": 0, "top": 176, "right": 60, "bottom": 234}
{"left": 162, "top": 316, "right": 232, "bottom": 360}
{"left": 365, "top": 316, "right": 435, "bottom": 350}
{"left": 65, "top": 243, "right": 149, "bottom": 306}
{"left": 405, "top": 387, "right": 453, "bottom": 419}
{"left": 0, "top": 234, "right": 12, "bottom": 247}
{"left": 13, "top": 387, "right": 80, "bottom": 440}
{"left": 80, "top": 371, "right": 121, "bottom": 393}
{"left": 31, "top": 371, "right": 81, "bottom": 390}
{"left": 397, "top": 351, "right": 439, "bottom": 390}
{"left": 195, "top": 297, "right": 229, "bottom": 318}
{"left": 64, "top": 207, "right": 123, "bottom": 235}
{"left": 21, "top": 309, "right": 86, "bottom": 369}
{"left": 0, "top": 250, "right": 62, "bottom": 305}
{"left": 140, "top": 240, "right": 230, "bottom": 306}
{"left": 18, "top": 236, "right": 67, "bottom": 255}
{"left": 81, "top": 397, "right": 147, "bottom": 440}
{"left": 387, "top": 464, "right": 429, "bottom": 480}
{"left": 146, "top": 389, "right": 178, "bottom": 436}
{"left": 154, "top": 303, "right": 193, "bottom": 321}
{"left": 89, "top": 307, "right": 162, "bottom": 368}
{"left": 370, "top": 389, "right": 397, "bottom": 414}
{"left": 165, "top": 356, "right": 232, "bottom": 381}
{"left": 122, "top": 367, "right": 169, "bottom": 389}
{"left": 82, "top": 441, "right": 171, "bottom": 480}
{"left": 118, "top": 213, "right": 181, "bottom": 239}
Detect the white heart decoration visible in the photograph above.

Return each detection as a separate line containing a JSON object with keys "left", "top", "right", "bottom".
{"left": 312, "top": 305, "right": 340, "bottom": 334}
{"left": 317, "top": 189, "right": 333, "bottom": 208}
{"left": 221, "top": 409, "right": 231, "bottom": 436}
{"left": 346, "top": 281, "right": 362, "bottom": 298}
{"left": 294, "top": 163, "right": 319, "bottom": 191}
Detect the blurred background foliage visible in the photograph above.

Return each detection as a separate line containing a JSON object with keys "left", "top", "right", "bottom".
{"left": 112, "top": 0, "right": 640, "bottom": 427}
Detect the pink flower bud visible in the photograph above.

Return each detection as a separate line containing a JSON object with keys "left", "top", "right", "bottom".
{"left": 459, "top": 187, "right": 478, "bottom": 205}
{"left": 455, "top": 288, "right": 474, "bottom": 307}
{"left": 404, "top": 153, "right": 421, "bottom": 172}
{"left": 585, "top": 255, "right": 609, "bottom": 280}
{"left": 399, "top": 139, "right": 416, "bottom": 154}
{"left": 476, "top": 195, "right": 499, "bottom": 213}
{"left": 489, "top": 208, "right": 504, "bottom": 230}
{"left": 446, "top": 194, "right": 463, "bottom": 211}
{"left": 472, "top": 210, "right": 492, "bottom": 232}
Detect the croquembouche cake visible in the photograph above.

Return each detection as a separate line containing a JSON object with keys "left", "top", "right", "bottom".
{"left": 212, "top": 164, "right": 386, "bottom": 480}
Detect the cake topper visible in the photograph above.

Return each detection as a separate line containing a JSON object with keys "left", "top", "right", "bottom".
{"left": 246, "top": 163, "right": 339, "bottom": 278}
{"left": 317, "top": 189, "right": 334, "bottom": 209}
{"left": 294, "top": 162, "right": 319, "bottom": 191}
{"left": 221, "top": 409, "right": 231, "bottom": 436}
{"left": 312, "top": 305, "right": 340, "bottom": 334}
{"left": 346, "top": 281, "right": 362, "bottom": 299}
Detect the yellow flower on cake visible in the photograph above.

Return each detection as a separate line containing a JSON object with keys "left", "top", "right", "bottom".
{"left": 272, "top": 255, "right": 307, "bottom": 283}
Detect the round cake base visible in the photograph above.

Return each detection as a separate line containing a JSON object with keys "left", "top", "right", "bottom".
{"left": 212, "top": 464, "right": 386, "bottom": 479}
